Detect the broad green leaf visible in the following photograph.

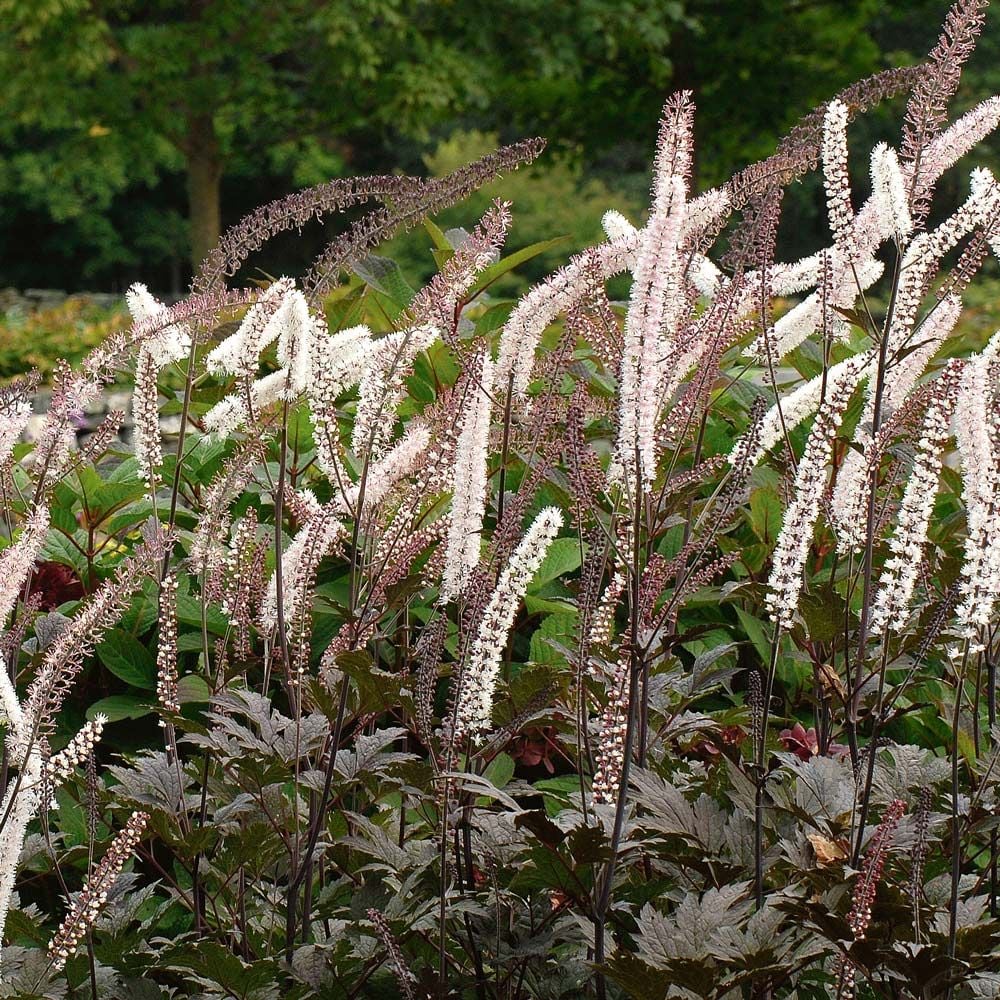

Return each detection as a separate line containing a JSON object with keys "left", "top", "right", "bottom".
{"left": 177, "top": 674, "right": 211, "bottom": 703}
{"left": 734, "top": 607, "right": 772, "bottom": 666}
{"left": 529, "top": 612, "right": 577, "bottom": 665}
{"left": 353, "top": 254, "right": 415, "bottom": 311}
{"left": 468, "top": 236, "right": 572, "bottom": 297}
{"left": 749, "top": 487, "right": 783, "bottom": 545}
{"left": 97, "top": 629, "right": 157, "bottom": 689}
{"left": 87, "top": 694, "right": 152, "bottom": 722}
{"left": 528, "top": 537, "right": 582, "bottom": 591}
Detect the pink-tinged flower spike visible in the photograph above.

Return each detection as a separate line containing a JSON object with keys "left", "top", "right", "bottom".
{"left": 0, "top": 397, "right": 31, "bottom": 467}
{"left": 274, "top": 289, "right": 314, "bottom": 398}
{"left": 602, "top": 210, "right": 635, "bottom": 241}
{"left": 408, "top": 199, "right": 512, "bottom": 338}
{"left": 650, "top": 90, "right": 695, "bottom": 214}
{"left": 20, "top": 534, "right": 167, "bottom": 754}
{"left": 258, "top": 497, "right": 345, "bottom": 633}
{"left": 731, "top": 353, "right": 874, "bottom": 471}
{"left": 453, "top": 507, "right": 563, "bottom": 740}
{"left": 205, "top": 277, "right": 295, "bottom": 377}
{"left": 496, "top": 234, "right": 638, "bottom": 399}
{"left": 766, "top": 354, "right": 869, "bottom": 628}
{"left": 954, "top": 332, "right": 1000, "bottom": 646}
{"left": 752, "top": 256, "right": 884, "bottom": 360}
{"left": 124, "top": 284, "right": 191, "bottom": 368}
{"left": 0, "top": 507, "right": 50, "bottom": 732}
{"left": 832, "top": 799, "right": 906, "bottom": 998}
{"left": 341, "top": 423, "right": 431, "bottom": 513}
{"left": 822, "top": 100, "right": 856, "bottom": 258}
{"left": 912, "top": 95, "right": 1000, "bottom": 209}
{"left": 588, "top": 570, "right": 626, "bottom": 660}
{"left": 132, "top": 348, "right": 161, "bottom": 487}
{"left": 870, "top": 362, "right": 963, "bottom": 635}
{"left": 308, "top": 322, "right": 375, "bottom": 483}
{"left": 47, "top": 811, "right": 149, "bottom": 971}
{"left": 351, "top": 325, "right": 439, "bottom": 462}
{"left": 441, "top": 355, "right": 495, "bottom": 601}
{"left": 870, "top": 143, "right": 913, "bottom": 239}
{"left": 125, "top": 284, "right": 191, "bottom": 488}
{"left": 832, "top": 296, "right": 962, "bottom": 552}
{"left": 613, "top": 175, "right": 688, "bottom": 493}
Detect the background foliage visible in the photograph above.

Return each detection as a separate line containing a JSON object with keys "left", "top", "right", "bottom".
{"left": 3, "top": 0, "right": 999, "bottom": 292}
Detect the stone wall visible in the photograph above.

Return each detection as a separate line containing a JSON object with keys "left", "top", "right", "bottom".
{"left": 0, "top": 287, "right": 123, "bottom": 315}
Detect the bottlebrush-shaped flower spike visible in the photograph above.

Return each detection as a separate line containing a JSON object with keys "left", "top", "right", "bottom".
{"left": 156, "top": 574, "right": 180, "bottom": 720}
{"left": 822, "top": 100, "right": 856, "bottom": 257}
{"left": 730, "top": 353, "right": 874, "bottom": 470}
{"left": 351, "top": 325, "right": 439, "bottom": 462}
{"left": 45, "top": 715, "right": 105, "bottom": 786}
{"left": 954, "top": 331, "right": 1000, "bottom": 644}
{"left": 125, "top": 284, "right": 191, "bottom": 486}
{"left": 205, "top": 277, "right": 295, "bottom": 377}
{"left": 870, "top": 361, "right": 964, "bottom": 635}
{"left": 259, "top": 497, "right": 345, "bottom": 633}
{"left": 871, "top": 143, "right": 913, "bottom": 239}
{"left": 47, "top": 811, "right": 149, "bottom": 971}
{"left": 441, "top": 354, "right": 495, "bottom": 601}
{"left": 342, "top": 423, "right": 431, "bottom": 513}
{"left": 766, "top": 354, "right": 869, "bottom": 627}
{"left": 453, "top": 508, "right": 562, "bottom": 739}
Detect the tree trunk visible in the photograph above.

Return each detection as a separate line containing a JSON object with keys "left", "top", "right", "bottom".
{"left": 185, "top": 112, "right": 223, "bottom": 273}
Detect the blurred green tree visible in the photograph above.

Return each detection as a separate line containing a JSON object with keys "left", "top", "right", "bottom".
{"left": 0, "top": 0, "right": 986, "bottom": 290}
{"left": 0, "top": 0, "right": 490, "bottom": 274}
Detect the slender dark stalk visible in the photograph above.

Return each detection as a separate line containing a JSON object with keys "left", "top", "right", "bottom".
{"left": 949, "top": 639, "right": 972, "bottom": 974}
{"left": 593, "top": 464, "right": 643, "bottom": 999}
{"left": 754, "top": 633, "right": 782, "bottom": 910}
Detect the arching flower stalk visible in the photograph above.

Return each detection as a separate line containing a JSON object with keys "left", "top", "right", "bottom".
{"left": 441, "top": 354, "right": 495, "bottom": 601}
{"left": 452, "top": 507, "right": 562, "bottom": 740}
{"left": 125, "top": 284, "right": 192, "bottom": 488}
{"left": 766, "top": 355, "right": 869, "bottom": 628}
{"left": 870, "top": 362, "right": 964, "bottom": 635}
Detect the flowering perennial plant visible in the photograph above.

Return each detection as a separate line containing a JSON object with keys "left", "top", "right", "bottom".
{"left": 3, "top": 5, "right": 1000, "bottom": 997}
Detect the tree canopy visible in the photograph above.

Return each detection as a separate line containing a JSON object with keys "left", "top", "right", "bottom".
{"left": 0, "top": 0, "right": 993, "bottom": 290}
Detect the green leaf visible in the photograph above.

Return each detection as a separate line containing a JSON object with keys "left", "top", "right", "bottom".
{"left": 468, "top": 236, "right": 572, "bottom": 297}
{"left": 175, "top": 594, "right": 230, "bottom": 635}
{"left": 424, "top": 217, "right": 454, "bottom": 262}
{"left": 749, "top": 487, "right": 783, "bottom": 545}
{"left": 528, "top": 537, "right": 581, "bottom": 591}
{"left": 734, "top": 607, "right": 772, "bottom": 666}
{"left": 353, "top": 254, "right": 415, "bottom": 311}
{"left": 40, "top": 531, "right": 88, "bottom": 575}
{"left": 177, "top": 674, "right": 211, "bottom": 704}
{"left": 97, "top": 629, "right": 157, "bottom": 689}
{"left": 483, "top": 752, "right": 515, "bottom": 791}
{"left": 87, "top": 694, "right": 152, "bottom": 722}
{"left": 529, "top": 612, "right": 577, "bottom": 665}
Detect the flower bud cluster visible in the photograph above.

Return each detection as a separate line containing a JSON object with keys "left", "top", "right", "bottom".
{"left": 47, "top": 811, "right": 149, "bottom": 971}
{"left": 45, "top": 716, "right": 106, "bottom": 786}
